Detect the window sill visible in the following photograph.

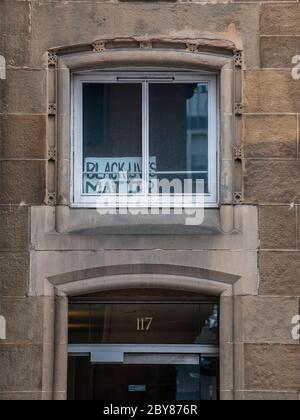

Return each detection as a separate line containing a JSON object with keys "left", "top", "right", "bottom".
{"left": 55, "top": 207, "right": 224, "bottom": 236}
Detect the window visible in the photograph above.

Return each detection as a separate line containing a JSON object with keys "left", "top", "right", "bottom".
{"left": 72, "top": 72, "right": 218, "bottom": 208}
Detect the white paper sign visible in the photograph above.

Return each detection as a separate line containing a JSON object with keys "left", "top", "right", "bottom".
{"left": 84, "top": 157, "right": 157, "bottom": 194}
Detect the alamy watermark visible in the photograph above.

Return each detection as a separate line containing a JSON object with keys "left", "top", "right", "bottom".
{"left": 291, "top": 315, "right": 300, "bottom": 341}
{"left": 0, "top": 316, "right": 6, "bottom": 340}
{"left": 0, "top": 54, "right": 6, "bottom": 80}
{"left": 94, "top": 174, "right": 205, "bottom": 226}
{"left": 291, "top": 55, "right": 300, "bottom": 81}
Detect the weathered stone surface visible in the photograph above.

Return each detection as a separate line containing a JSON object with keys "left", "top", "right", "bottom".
{"left": 242, "top": 391, "right": 299, "bottom": 401}
{"left": 0, "top": 69, "right": 47, "bottom": 114}
{"left": 244, "top": 71, "right": 300, "bottom": 113}
{"left": 0, "top": 161, "right": 46, "bottom": 205}
{"left": 0, "top": 392, "right": 44, "bottom": 401}
{"left": 244, "top": 161, "right": 300, "bottom": 204}
{"left": 0, "top": 345, "right": 43, "bottom": 392}
{"left": 259, "top": 206, "right": 296, "bottom": 250}
{"left": 260, "top": 36, "right": 300, "bottom": 68}
{"left": 0, "top": 1, "right": 31, "bottom": 67}
{"left": 260, "top": 251, "right": 300, "bottom": 296}
{"left": 0, "top": 34, "right": 32, "bottom": 68}
{"left": 0, "top": 298, "right": 45, "bottom": 344}
{"left": 261, "top": 4, "right": 300, "bottom": 36}
{"left": 0, "top": 253, "right": 29, "bottom": 296}
{"left": 0, "top": 207, "right": 28, "bottom": 251}
{"left": 244, "top": 115, "right": 297, "bottom": 158}
{"left": 244, "top": 344, "right": 300, "bottom": 390}
{"left": 30, "top": 2, "right": 260, "bottom": 68}
{"left": 236, "top": 296, "right": 298, "bottom": 344}
{"left": 0, "top": 115, "right": 47, "bottom": 159}
{"left": 0, "top": 1, "right": 30, "bottom": 36}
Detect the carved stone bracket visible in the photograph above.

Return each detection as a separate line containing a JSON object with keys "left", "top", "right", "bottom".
{"left": 48, "top": 146, "right": 57, "bottom": 161}
{"left": 46, "top": 192, "right": 57, "bottom": 206}
{"left": 186, "top": 43, "right": 199, "bottom": 53}
{"left": 139, "top": 40, "right": 153, "bottom": 50}
{"left": 234, "top": 103, "right": 244, "bottom": 115}
{"left": 233, "top": 145, "right": 243, "bottom": 161}
{"left": 233, "top": 191, "right": 243, "bottom": 204}
{"left": 48, "top": 50, "right": 58, "bottom": 67}
{"left": 48, "top": 103, "right": 57, "bottom": 116}
{"left": 92, "top": 40, "right": 106, "bottom": 53}
{"left": 233, "top": 50, "right": 243, "bottom": 68}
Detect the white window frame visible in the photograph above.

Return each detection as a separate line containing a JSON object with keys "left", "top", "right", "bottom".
{"left": 72, "top": 71, "right": 218, "bottom": 208}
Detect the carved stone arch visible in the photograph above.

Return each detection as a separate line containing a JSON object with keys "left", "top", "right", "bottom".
{"left": 48, "top": 263, "right": 240, "bottom": 293}
{"left": 41, "top": 261, "right": 242, "bottom": 400}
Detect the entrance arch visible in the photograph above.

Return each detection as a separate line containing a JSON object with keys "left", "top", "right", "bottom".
{"left": 43, "top": 264, "right": 240, "bottom": 400}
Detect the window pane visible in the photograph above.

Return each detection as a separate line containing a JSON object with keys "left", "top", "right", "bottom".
{"left": 68, "top": 303, "right": 90, "bottom": 344}
{"left": 82, "top": 83, "right": 143, "bottom": 195}
{"left": 67, "top": 356, "right": 92, "bottom": 400}
{"left": 149, "top": 83, "right": 209, "bottom": 194}
{"left": 68, "top": 303, "right": 219, "bottom": 345}
{"left": 200, "top": 357, "right": 219, "bottom": 400}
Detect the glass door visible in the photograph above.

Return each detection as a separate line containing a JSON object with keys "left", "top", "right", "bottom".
{"left": 67, "top": 300, "right": 219, "bottom": 400}
{"left": 68, "top": 351, "right": 218, "bottom": 401}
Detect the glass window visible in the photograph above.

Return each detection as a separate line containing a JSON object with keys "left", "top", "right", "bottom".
{"left": 149, "top": 83, "right": 209, "bottom": 194}
{"left": 73, "top": 72, "right": 218, "bottom": 207}
{"left": 83, "top": 83, "right": 143, "bottom": 195}
{"left": 68, "top": 303, "right": 219, "bottom": 345}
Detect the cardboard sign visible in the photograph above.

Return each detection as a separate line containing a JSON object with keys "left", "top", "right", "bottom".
{"left": 84, "top": 157, "right": 157, "bottom": 194}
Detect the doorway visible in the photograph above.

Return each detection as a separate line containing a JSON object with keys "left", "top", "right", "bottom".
{"left": 68, "top": 350, "right": 218, "bottom": 401}
{"left": 67, "top": 291, "right": 219, "bottom": 400}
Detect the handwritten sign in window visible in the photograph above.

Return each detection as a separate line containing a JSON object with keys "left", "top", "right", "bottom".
{"left": 84, "top": 157, "right": 157, "bottom": 194}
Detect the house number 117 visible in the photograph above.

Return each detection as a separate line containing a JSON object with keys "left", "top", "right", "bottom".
{"left": 137, "top": 317, "right": 153, "bottom": 331}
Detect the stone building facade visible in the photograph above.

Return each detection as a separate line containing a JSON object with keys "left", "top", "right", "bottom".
{"left": 0, "top": 0, "right": 300, "bottom": 400}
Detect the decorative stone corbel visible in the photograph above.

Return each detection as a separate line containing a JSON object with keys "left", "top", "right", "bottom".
{"left": 233, "top": 145, "right": 243, "bottom": 161}
{"left": 46, "top": 192, "right": 57, "bottom": 207}
{"left": 48, "top": 103, "right": 57, "bottom": 116}
{"left": 234, "top": 103, "right": 244, "bottom": 115}
{"left": 233, "top": 191, "right": 243, "bottom": 204}
{"left": 48, "top": 50, "right": 58, "bottom": 67}
{"left": 186, "top": 43, "right": 199, "bottom": 53}
{"left": 233, "top": 50, "right": 243, "bottom": 68}
{"left": 48, "top": 146, "right": 57, "bottom": 162}
{"left": 92, "top": 40, "right": 106, "bottom": 53}
{"left": 139, "top": 40, "right": 153, "bottom": 50}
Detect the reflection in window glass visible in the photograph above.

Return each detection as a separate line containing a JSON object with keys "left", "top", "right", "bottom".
{"left": 200, "top": 357, "right": 219, "bottom": 401}
{"left": 68, "top": 304, "right": 90, "bottom": 344}
{"left": 176, "top": 364, "right": 201, "bottom": 400}
{"left": 149, "top": 83, "right": 208, "bottom": 194}
{"left": 67, "top": 356, "right": 91, "bottom": 400}
{"left": 68, "top": 359, "right": 219, "bottom": 401}
{"left": 68, "top": 303, "right": 219, "bottom": 345}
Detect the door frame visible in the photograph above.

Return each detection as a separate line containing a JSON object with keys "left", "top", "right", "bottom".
{"left": 68, "top": 344, "right": 219, "bottom": 364}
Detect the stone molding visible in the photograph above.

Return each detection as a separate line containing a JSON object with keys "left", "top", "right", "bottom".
{"left": 46, "top": 37, "right": 244, "bottom": 230}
